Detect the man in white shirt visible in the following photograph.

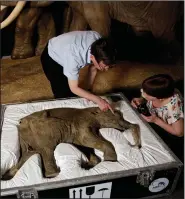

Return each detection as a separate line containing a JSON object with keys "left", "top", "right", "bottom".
{"left": 41, "top": 31, "right": 116, "bottom": 112}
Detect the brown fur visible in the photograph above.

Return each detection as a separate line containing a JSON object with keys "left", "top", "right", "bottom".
{"left": 79, "top": 62, "right": 184, "bottom": 94}
{"left": 1, "top": 1, "right": 182, "bottom": 59}
{"left": 1, "top": 57, "right": 183, "bottom": 104}
{"left": 68, "top": 1, "right": 182, "bottom": 40}
{"left": 1, "top": 1, "right": 55, "bottom": 59}
{"left": 2, "top": 107, "right": 141, "bottom": 180}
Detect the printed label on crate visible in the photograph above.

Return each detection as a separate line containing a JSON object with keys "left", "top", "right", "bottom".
{"left": 69, "top": 182, "right": 112, "bottom": 198}
{"left": 149, "top": 178, "right": 169, "bottom": 192}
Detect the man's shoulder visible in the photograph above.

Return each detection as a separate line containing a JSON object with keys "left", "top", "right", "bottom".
{"left": 50, "top": 31, "right": 101, "bottom": 43}
{"left": 87, "top": 30, "right": 102, "bottom": 37}
{"left": 68, "top": 30, "right": 102, "bottom": 40}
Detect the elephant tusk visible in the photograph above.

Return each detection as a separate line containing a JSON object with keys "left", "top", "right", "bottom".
{"left": 1, "top": 1, "right": 26, "bottom": 29}
{"left": 0, "top": 6, "right": 8, "bottom": 23}
{"left": 1, "top": 5, "right": 7, "bottom": 11}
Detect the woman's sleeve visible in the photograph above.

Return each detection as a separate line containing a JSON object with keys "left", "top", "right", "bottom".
{"left": 167, "top": 95, "right": 184, "bottom": 124}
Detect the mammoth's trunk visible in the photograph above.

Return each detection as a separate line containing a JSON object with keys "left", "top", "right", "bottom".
{"left": 1, "top": 1, "right": 26, "bottom": 29}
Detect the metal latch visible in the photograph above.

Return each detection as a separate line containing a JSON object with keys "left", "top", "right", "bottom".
{"left": 136, "top": 170, "right": 155, "bottom": 187}
{"left": 17, "top": 188, "right": 38, "bottom": 198}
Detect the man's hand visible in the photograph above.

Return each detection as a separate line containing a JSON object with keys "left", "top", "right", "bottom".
{"left": 97, "top": 98, "right": 114, "bottom": 114}
{"left": 68, "top": 79, "right": 114, "bottom": 114}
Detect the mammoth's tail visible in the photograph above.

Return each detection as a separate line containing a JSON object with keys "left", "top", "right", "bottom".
{"left": 1, "top": 131, "right": 35, "bottom": 180}
{"left": 1, "top": 151, "right": 35, "bottom": 180}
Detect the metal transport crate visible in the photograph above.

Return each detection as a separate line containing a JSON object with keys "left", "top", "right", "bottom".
{"left": 0, "top": 92, "right": 183, "bottom": 198}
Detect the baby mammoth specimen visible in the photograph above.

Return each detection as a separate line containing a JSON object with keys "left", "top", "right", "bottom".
{"left": 2, "top": 107, "right": 141, "bottom": 180}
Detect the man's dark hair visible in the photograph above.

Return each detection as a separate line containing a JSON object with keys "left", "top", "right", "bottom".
{"left": 142, "top": 74, "right": 175, "bottom": 99}
{"left": 91, "top": 37, "right": 116, "bottom": 65}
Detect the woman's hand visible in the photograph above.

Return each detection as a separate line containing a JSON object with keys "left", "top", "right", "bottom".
{"left": 141, "top": 113, "right": 158, "bottom": 123}
{"left": 97, "top": 97, "right": 114, "bottom": 114}
{"left": 131, "top": 98, "right": 143, "bottom": 108}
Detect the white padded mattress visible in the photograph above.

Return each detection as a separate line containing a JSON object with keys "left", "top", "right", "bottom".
{"left": 1, "top": 96, "right": 175, "bottom": 189}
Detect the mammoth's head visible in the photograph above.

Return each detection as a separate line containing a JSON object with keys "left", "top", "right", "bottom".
{"left": 97, "top": 109, "right": 130, "bottom": 131}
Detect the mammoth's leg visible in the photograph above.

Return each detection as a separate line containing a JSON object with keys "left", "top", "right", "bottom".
{"left": 2, "top": 138, "right": 35, "bottom": 180}
{"left": 12, "top": 7, "right": 42, "bottom": 59}
{"left": 69, "top": 10, "right": 88, "bottom": 31}
{"left": 118, "top": 118, "right": 141, "bottom": 148}
{"left": 75, "top": 128, "right": 117, "bottom": 162}
{"left": 74, "top": 145, "right": 101, "bottom": 169}
{"left": 36, "top": 10, "right": 56, "bottom": 56}
{"left": 83, "top": 2, "right": 111, "bottom": 37}
{"left": 39, "top": 147, "right": 60, "bottom": 178}
{"left": 83, "top": 150, "right": 101, "bottom": 169}
{"left": 62, "top": 6, "right": 73, "bottom": 33}
{"left": 128, "top": 124, "right": 141, "bottom": 148}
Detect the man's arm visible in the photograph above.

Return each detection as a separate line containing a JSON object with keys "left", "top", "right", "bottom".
{"left": 68, "top": 79, "right": 114, "bottom": 113}
{"left": 68, "top": 79, "right": 100, "bottom": 103}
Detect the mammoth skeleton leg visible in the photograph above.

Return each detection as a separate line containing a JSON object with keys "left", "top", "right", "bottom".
{"left": 36, "top": 11, "right": 56, "bottom": 56}
{"left": 12, "top": 7, "right": 43, "bottom": 59}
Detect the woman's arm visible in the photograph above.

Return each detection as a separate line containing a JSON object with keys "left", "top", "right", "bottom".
{"left": 142, "top": 114, "right": 184, "bottom": 137}
{"left": 154, "top": 117, "right": 184, "bottom": 137}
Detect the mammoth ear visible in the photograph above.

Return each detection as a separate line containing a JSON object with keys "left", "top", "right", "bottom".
{"left": 35, "top": 111, "right": 48, "bottom": 118}
{"left": 42, "top": 111, "right": 48, "bottom": 118}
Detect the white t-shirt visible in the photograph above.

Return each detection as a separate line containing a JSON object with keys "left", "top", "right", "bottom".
{"left": 48, "top": 31, "right": 101, "bottom": 80}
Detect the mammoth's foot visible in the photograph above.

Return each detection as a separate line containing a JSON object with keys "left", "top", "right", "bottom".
{"left": 129, "top": 124, "right": 141, "bottom": 148}
{"left": 80, "top": 153, "right": 101, "bottom": 170}
{"left": 40, "top": 149, "right": 60, "bottom": 178}
{"left": 104, "top": 148, "right": 117, "bottom": 162}
{"left": 102, "top": 140, "right": 117, "bottom": 162}
{"left": 12, "top": 45, "right": 35, "bottom": 59}
{"left": 45, "top": 167, "right": 60, "bottom": 178}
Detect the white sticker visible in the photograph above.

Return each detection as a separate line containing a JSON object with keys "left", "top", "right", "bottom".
{"left": 69, "top": 182, "right": 112, "bottom": 198}
{"left": 149, "top": 178, "right": 169, "bottom": 193}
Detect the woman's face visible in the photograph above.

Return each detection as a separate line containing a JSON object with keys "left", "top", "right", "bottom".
{"left": 140, "top": 89, "right": 157, "bottom": 101}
